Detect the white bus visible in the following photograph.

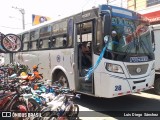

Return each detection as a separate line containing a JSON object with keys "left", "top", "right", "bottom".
{"left": 5, "top": 5, "right": 155, "bottom": 98}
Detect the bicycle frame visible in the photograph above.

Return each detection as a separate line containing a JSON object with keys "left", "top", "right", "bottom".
{"left": 0, "top": 92, "right": 15, "bottom": 110}
{"left": 0, "top": 91, "right": 28, "bottom": 112}
{"left": 4, "top": 93, "right": 28, "bottom": 112}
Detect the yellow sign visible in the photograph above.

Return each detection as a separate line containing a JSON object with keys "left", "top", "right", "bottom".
{"left": 32, "top": 14, "right": 51, "bottom": 25}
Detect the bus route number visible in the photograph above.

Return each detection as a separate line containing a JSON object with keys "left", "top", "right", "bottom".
{"left": 115, "top": 85, "right": 122, "bottom": 91}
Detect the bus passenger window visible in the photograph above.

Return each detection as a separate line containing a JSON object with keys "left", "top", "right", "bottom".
{"left": 39, "top": 39, "right": 50, "bottom": 49}
{"left": 28, "top": 42, "right": 32, "bottom": 50}
{"left": 22, "top": 33, "right": 29, "bottom": 51}
{"left": 54, "top": 37, "right": 66, "bottom": 48}
{"left": 49, "top": 38, "right": 56, "bottom": 48}
{"left": 48, "top": 39, "right": 52, "bottom": 48}
{"left": 39, "top": 40, "right": 43, "bottom": 48}
{"left": 52, "top": 38, "right": 56, "bottom": 47}
{"left": 23, "top": 42, "right": 29, "bottom": 50}
{"left": 30, "top": 41, "right": 37, "bottom": 50}
{"left": 63, "top": 37, "right": 67, "bottom": 47}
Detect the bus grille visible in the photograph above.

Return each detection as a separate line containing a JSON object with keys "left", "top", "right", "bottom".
{"left": 127, "top": 64, "right": 148, "bottom": 75}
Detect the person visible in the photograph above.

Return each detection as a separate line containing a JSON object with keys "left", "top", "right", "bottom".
{"left": 111, "top": 30, "right": 119, "bottom": 51}
{"left": 111, "top": 31, "right": 119, "bottom": 42}
{"left": 80, "top": 42, "right": 92, "bottom": 68}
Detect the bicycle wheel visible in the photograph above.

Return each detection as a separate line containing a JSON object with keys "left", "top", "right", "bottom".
{"left": 1, "top": 34, "right": 23, "bottom": 53}
{"left": 69, "top": 104, "right": 79, "bottom": 120}
{"left": 60, "top": 104, "right": 79, "bottom": 120}
{"left": 28, "top": 98, "right": 41, "bottom": 112}
{"left": 9, "top": 99, "right": 28, "bottom": 120}
{"left": 40, "top": 107, "right": 53, "bottom": 120}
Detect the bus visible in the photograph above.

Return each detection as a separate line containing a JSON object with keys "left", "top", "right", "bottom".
{"left": 5, "top": 5, "right": 155, "bottom": 98}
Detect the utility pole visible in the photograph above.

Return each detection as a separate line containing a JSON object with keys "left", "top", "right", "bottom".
{"left": 106, "top": 0, "right": 109, "bottom": 5}
{"left": 134, "top": 0, "right": 137, "bottom": 11}
{"left": 12, "top": 6, "right": 25, "bottom": 30}
{"left": 121, "top": 0, "right": 123, "bottom": 7}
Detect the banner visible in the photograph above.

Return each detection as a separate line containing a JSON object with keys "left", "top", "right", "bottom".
{"left": 32, "top": 14, "right": 51, "bottom": 26}
{"left": 143, "top": 10, "right": 160, "bottom": 23}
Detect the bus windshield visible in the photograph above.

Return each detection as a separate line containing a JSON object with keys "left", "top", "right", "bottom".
{"left": 105, "top": 17, "right": 154, "bottom": 60}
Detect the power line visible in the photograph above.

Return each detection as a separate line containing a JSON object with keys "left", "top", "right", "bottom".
{"left": 109, "top": 0, "right": 117, "bottom": 3}
{"left": 82, "top": 0, "right": 93, "bottom": 10}
{"left": 0, "top": 26, "right": 22, "bottom": 29}
{"left": 12, "top": 6, "right": 25, "bottom": 30}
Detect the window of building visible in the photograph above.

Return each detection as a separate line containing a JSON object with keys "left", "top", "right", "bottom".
{"left": 147, "top": 0, "right": 160, "bottom": 7}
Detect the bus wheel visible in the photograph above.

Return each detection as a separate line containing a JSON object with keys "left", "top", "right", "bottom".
{"left": 154, "top": 78, "right": 160, "bottom": 95}
{"left": 56, "top": 72, "right": 69, "bottom": 87}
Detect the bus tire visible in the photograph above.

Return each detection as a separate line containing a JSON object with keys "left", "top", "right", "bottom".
{"left": 56, "top": 72, "right": 69, "bottom": 87}
{"left": 154, "top": 78, "right": 160, "bottom": 95}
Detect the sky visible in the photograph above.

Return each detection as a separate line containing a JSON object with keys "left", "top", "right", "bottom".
{"left": 0, "top": 0, "right": 127, "bottom": 34}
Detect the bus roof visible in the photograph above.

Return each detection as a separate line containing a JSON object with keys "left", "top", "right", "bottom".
{"left": 17, "top": 4, "right": 141, "bottom": 35}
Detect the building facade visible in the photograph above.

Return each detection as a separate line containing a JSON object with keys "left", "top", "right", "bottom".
{"left": 127, "top": 0, "right": 160, "bottom": 24}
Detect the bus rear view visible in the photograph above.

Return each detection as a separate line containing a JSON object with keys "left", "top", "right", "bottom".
{"left": 92, "top": 5, "right": 155, "bottom": 98}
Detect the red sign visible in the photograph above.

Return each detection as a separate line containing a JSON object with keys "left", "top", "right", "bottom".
{"left": 143, "top": 10, "right": 160, "bottom": 23}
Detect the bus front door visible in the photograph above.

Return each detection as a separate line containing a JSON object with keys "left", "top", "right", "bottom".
{"left": 75, "top": 20, "right": 95, "bottom": 94}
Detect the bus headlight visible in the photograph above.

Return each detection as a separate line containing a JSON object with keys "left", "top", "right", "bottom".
{"left": 105, "top": 63, "right": 124, "bottom": 73}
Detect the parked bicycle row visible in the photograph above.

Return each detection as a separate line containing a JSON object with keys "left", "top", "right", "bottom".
{"left": 0, "top": 63, "right": 80, "bottom": 120}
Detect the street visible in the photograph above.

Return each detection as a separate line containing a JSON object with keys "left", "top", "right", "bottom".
{"left": 75, "top": 89, "right": 160, "bottom": 120}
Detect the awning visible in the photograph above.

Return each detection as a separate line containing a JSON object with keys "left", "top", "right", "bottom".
{"left": 143, "top": 10, "right": 160, "bottom": 23}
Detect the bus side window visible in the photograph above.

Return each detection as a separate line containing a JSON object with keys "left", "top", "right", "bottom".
{"left": 29, "top": 42, "right": 32, "bottom": 49}
{"left": 52, "top": 38, "right": 56, "bottom": 48}
{"left": 39, "top": 38, "right": 50, "bottom": 49}
{"left": 63, "top": 37, "right": 67, "bottom": 47}
{"left": 22, "top": 33, "right": 29, "bottom": 51}
{"left": 39, "top": 39, "right": 43, "bottom": 48}
{"left": 23, "top": 42, "right": 29, "bottom": 51}
{"left": 30, "top": 41, "right": 38, "bottom": 50}
{"left": 36, "top": 41, "right": 39, "bottom": 49}
{"left": 48, "top": 37, "right": 56, "bottom": 48}
{"left": 48, "top": 39, "right": 52, "bottom": 48}
{"left": 54, "top": 36, "right": 67, "bottom": 48}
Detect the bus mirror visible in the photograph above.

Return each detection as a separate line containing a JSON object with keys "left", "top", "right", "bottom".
{"left": 151, "top": 30, "right": 155, "bottom": 43}
{"left": 151, "top": 30, "right": 155, "bottom": 51}
{"left": 103, "top": 13, "right": 111, "bottom": 36}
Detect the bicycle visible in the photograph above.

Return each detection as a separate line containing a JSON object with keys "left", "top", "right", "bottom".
{"left": 40, "top": 88, "right": 80, "bottom": 120}
{"left": 0, "top": 32, "right": 23, "bottom": 53}
{"left": 0, "top": 79, "right": 41, "bottom": 118}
